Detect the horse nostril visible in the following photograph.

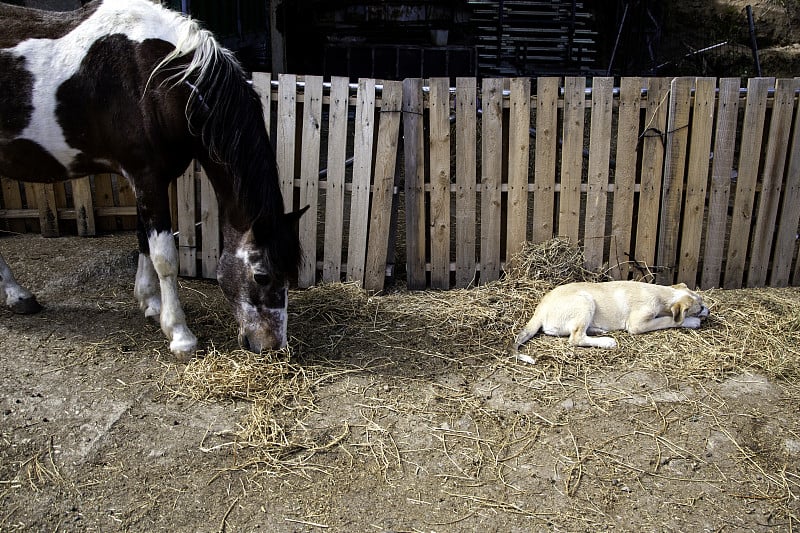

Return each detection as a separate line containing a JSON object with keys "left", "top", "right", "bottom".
{"left": 238, "top": 333, "right": 251, "bottom": 351}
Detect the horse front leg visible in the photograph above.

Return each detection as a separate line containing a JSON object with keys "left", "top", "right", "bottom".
{"left": 134, "top": 202, "right": 197, "bottom": 358}
{"left": 0, "top": 252, "right": 42, "bottom": 314}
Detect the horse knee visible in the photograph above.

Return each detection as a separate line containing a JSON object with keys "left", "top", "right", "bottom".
{"left": 147, "top": 231, "right": 179, "bottom": 278}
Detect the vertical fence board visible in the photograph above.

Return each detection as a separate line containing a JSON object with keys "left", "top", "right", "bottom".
{"left": 277, "top": 73, "right": 297, "bottom": 213}
{"left": 71, "top": 177, "right": 95, "bottom": 237}
{"left": 724, "top": 77, "right": 772, "bottom": 288}
{"left": 455, "top": 77, "right": 477, "bottom": 288}
{"left": 775, "top": 84, "right": 800, "bottom": 286}
{"left": 34, "top": 184, "right": 59, "bottom": 237}
{"left": 365, "top": 80, "right": 402, "bottom": 291}
{"left": 403, "top": 78, "right": 426, "bottom": 289}
{"left": 506, "top": 77, "right": 531, "bottom": 259}
{"left": 677, "top": 77, "right": 716, "bottom": 287}
{"left": 584, "top": 77, "right": 613, "bottom": 271}
{"left": 533, "top": 77, "right": 559, "bottom": 244}
{"left": 559, "top": 77, "right": 585, "bottom": 243}
{"left": 1, "top": 177, "right": 24, "bottom": 232}
{"left": 322, "top": 77, "right": 350, "bottom": 283}
{"left": 634, "top": 78, "right": 670, "bottom": 275}
{"left": 298, "top": 76, "right": 323, "bottom": 288}
{"left": 346, "top": 78, "right": 375, "bottom": 284}
{"left": 199, "top": 166, "right": 219, "bottom": 279}
{"left": 252, "top": 71, "right": 272, "bottom": 142}
{"left": 428, "top": 78, "right": 452, "bottom": 289}
{"left": 656, "top": 77, "right": 693, "bottom": 284}
{"left": 93, "top": 173, "right": 115, "bottom": 232}
{"left": 177, "top": 164, "right": 196, "bottom": 277}
{"left": 701, "top": 78, "right": 740, "bottom": 289}
{"left": 117, "top": 177, "right": 137, "bottom": 230}
{"left": 748, "top": 78, "right": 800, "bottom": 287}
{"left": 480, "top": 78, "right": 503, "bottom": 283}
{"left": 609, "top": 77, "right": 641, "bottom": 279}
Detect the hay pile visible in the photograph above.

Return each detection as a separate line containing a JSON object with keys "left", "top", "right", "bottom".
{"left": 173, "top": 238, "right": 800, "bottom": 478}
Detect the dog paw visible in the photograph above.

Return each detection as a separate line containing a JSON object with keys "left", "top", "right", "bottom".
{"left": 594, "top": 337, "right": 618, "bottom": 349}
{"left": 682, "top": 316, "right": 702, "bottom": 329}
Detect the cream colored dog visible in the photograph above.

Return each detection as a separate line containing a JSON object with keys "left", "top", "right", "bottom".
{"left": 514, "top": 281, "right": 709, "bottom": 354}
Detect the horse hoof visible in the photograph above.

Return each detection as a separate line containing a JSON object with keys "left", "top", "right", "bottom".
{"left": 10, "top": 296, "right": 42, "bottom": 314}
{"left": 169, "top": 330, "right": 198, "bottom": 360}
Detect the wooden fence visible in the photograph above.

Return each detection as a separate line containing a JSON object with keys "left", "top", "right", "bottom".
{"left": 2, "top": 75, "right": 800, "bottom": 292}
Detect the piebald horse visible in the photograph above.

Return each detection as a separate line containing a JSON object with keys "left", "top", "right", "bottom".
{"left": 0, "top": 0, "right": 305, "bottom": 356}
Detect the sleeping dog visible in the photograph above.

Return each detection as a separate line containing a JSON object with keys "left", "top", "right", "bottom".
{"left": 514, "top": 281, "right": 709, "bottom": 355}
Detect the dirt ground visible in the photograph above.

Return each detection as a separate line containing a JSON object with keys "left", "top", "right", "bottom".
{"left": 1, "top": 232, "right": 800, "bottom": 532}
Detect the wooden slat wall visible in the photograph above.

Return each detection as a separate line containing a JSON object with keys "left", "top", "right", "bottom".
{"left": 3, "top": 76, "right": 800, "bottom": 295}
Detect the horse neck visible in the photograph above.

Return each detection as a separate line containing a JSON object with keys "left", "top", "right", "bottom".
{"left": 197, "top": 155, "right": 281, "bottom": 236}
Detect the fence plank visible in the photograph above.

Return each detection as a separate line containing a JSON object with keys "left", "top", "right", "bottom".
{"left": 252, "top": 71, "right": 272, "bottom": 143}
{"left": 748, "top": 78, "right": 799, "bottom": 287}
{"left": 701, "top": 78, "right": 740, "bottom": 289}
{"left": 480, "top": 78, "right": 504, "bottom": 284}
{"left": 277, "top": 73, "right": 297, "bottom": 213}
{"left": 656, "top": 77, "right": 693, "bottom": 285}
{"left": 1, "top": 178, "right": 26, "bottom": 233}
{"left": 559, "top": 77, "right": 585, "bottom": 243}
{"left": 584, "top": 76, "right": 613, "bottom": 271}
{"left": 34, "top": 184, "right": 59, "bottom": 237}
{"left": 403, "top": 78, "right": 426, "bottom": 289}
{"left": 533, "top": 77, "right": 559, "bottom": 244}
{"left": 322, "top": 77, "right": 350, "bottom": 283}
{"left": 609, "top": 77, "right": 641, "bottom": 279}
{"left": 677, "top": 77, "right": 716, "bottom": 287}
{"left": 775, "top": 83, "right": 800, "bottom": 286}
{"left": 428, "top": 78, "right": 452, "bottom": 289}
{"left": 117, "top": 176, "right": 137, "bottom": 230}
{"left": 198, "top": 166, "right": 219, "bottom": 279}
{"left": 346, "top": 78, "right": 376, "bottom": 284}
{"left": 365, "top": 80, "right": 403, "bottom": 291}
{"left": 724, "top": 77, "right": 772, "bottom": 289}
{"left": 506, "top": 77, "right": 531, "bottom": 260}
{"left": 93, "top": 173, "right": 115, "bottom": 232}
{"left": 177, "top": 164, "right": 196, "bottom": 277}
{"left": 455, "top": 77, "right": 477, "bottom": 288}
{"left": 298, "top": 75, "right": 323, "bottom": 288}
{"left": 634, "top": 78, "right": 669, "bottom": 276}
{"left": 71, "top": 177, "right": 95, "bottom": 237}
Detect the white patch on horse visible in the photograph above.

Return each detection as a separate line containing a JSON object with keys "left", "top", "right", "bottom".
{"left": 148, "top": 229, "right": 197, "bottom": 356}
{"left": 6, "top": 0, "right": 187, "bottom": 169}
{"left": 133, "top": 253, "right": 161, "bottom": 318}
{"left": 0, "top": 253, "right": 36, "bottom": 309}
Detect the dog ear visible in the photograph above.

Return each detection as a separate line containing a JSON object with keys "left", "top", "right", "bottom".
{"left": 671, "top": 282, "right": 688, "bottom": 290}
{"left": 671, "top": 298, "right": 689, "bottom": 323}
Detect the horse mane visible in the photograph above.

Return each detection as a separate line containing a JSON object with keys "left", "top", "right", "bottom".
{"left": 147, "top": 4, "right": 283, "bottom": 229}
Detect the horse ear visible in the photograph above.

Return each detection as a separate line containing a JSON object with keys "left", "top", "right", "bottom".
{"left": 286, "top": 205, "right": 310, "bottom": 224}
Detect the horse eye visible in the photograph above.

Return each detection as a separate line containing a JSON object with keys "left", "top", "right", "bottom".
{"left": 253, "top": 273, "right": 270, "bottom": 286}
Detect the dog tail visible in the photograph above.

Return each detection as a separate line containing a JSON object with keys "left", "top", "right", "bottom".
{"left": 514, "top": 312, "right": 543, "bottom": 351}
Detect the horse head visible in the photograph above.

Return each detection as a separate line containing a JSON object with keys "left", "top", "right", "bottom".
{"left": 216, "top": 207, "right": 307, "bottom": 352}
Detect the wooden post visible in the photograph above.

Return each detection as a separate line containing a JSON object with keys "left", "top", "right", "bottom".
{"left": 455, "top": 77, "right": 477, "bottom": 288}
{"left": 428, "top": 78, "right": 451, "bottom": 289}
{"left": 584, "top": 76, "right": 613, "bottom": 272}
{"left": 298, "top": 75, "right": 323, "bottom": 288}
{"left": 345, "top": 78, "right": 375, "bottom": 284}
{"left": 701, "top": 78, "right": 740, "bottom": 289}
{"left": 322, "top": 77, "right": 350, "bottom": 283}
{"left": 364, "top": 81, "right": 403, "bottom": 291}
{"left": 656, "top": 77, "right": 692, "bottom": 285}
{"left": 480, "top": 78, "right": 503, "bottom": 284}
{"left": 506, "top": 77, "right": 531, "bottom": 262}
{"left": 403, "top": 78, "right": 426, "bottom": 289}
{"left": 609, "top": 77, "right": 641, "bottom": 280}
